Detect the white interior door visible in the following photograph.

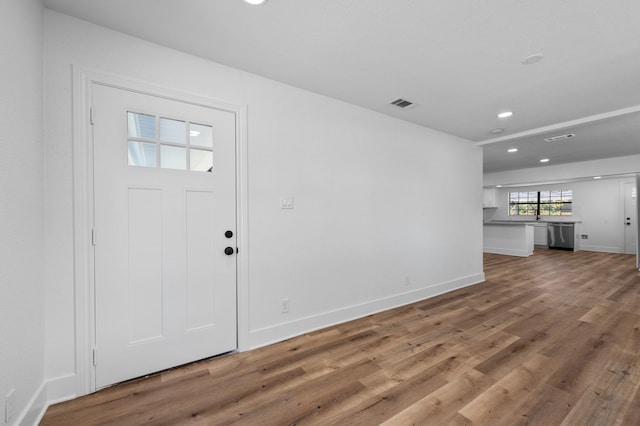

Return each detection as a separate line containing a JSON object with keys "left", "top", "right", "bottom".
{"left": 92, "top": 83, "right": 237, "bottom": 388}
{"left": 624, "top": 182, "right": 637, "bottom": 255}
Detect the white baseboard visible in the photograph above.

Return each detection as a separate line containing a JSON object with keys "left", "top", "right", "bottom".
{"left": 17, "top": 375, "right": 76, "bottom": 426}
{"left": 579, "top": 245, "right": 624, "bottom": 253}
{"left": 15, "top": 382, "right": 46, "bottom": 426}
{"left": 44, "top": 374, "right": 77, "bottom": 406}
{"left": 248, "top": 273, "right": 485, "bottom": 350}
{"left": 17, "top": 274, "right": 487, "bottom": 423}
{"left": 483, "top": 247, "right": 531, "bottom": 257}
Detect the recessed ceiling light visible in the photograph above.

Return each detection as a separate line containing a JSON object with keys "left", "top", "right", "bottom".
{"left": 507, "top": 148, "right": 518, "bottom": 153}
{"left": 540, "top": 158, "right": 550, "bottom": 163}
{"left": 498, "top": 111, "right": 513, "bottom": 119}
{"left": 521, "top": 53, "right": 544, "bottom": 65}
{"left": 593, "top": 176, "right": 602, "bottom": 180}
{"left": 244, "top": 0, "right": 268, "bottom": 5}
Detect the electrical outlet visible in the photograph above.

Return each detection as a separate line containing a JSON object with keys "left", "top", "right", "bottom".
{"left": 281, "top": 299, "right": 290, "bottom": 314}
{"left": 405, "top": 276, "right": 411, "bottom": 286}
{"left": 581, "top": 234, "right": 589, "bottom": 239}
{"left": 5, "top": 389, "right": 15, "bottom": 424}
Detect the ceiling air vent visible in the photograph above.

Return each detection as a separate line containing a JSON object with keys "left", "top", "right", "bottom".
{"left": 390, "top": 98, "right": 415, "bottom": 110}
{"left": 544, "top": 133, "right": 575, "bottom": 142}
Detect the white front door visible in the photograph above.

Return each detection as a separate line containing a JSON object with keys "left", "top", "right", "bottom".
{"left": 92, "top": 83, "right": 237, "bottom": 388}
{"left": 624, "top": 182, "right": 637, "bottom": 255}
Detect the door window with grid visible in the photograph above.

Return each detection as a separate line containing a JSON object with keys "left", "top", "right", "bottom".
{"left": 127, "top": 112, "right": 214, "bottom": 172}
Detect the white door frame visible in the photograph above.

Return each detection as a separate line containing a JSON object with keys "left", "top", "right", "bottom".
{"left": 621, "top": 180, "right": 638, "bottom": 255}
{"left": 72, "top": 66, "right": 250, "bottom": 395}
{"left": 636, "top": 173, "right": 640, "bottom": 270}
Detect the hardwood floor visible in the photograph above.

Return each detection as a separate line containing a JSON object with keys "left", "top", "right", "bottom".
{"left": 42, "top": 249, "right": 640, "bottom": 425}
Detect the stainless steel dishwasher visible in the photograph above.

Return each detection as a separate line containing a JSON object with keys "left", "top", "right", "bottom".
{"left": 547, "top": 222, "right": 574, "bottom": 250}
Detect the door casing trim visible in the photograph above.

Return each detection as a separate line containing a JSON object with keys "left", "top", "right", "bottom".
{"left": 72, "top": 66, "right": 249, "bottom": 395}
{"left": 621, "top": 179, "right": 639, "bottom": 256}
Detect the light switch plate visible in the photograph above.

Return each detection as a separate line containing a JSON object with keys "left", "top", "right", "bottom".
{"left": 280, "top": 196, "right": 294, "bottom": 209}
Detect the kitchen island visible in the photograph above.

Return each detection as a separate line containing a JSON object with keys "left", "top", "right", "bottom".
{"left": 483, "top": 221, "right": 535, "bottom": 257}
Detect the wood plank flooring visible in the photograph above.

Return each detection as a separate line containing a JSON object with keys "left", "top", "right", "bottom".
{"left": 42, "top": 249, "right": 640, "bottom": 425}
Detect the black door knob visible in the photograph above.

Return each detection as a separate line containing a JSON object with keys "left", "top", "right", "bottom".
{"left": 225, "top": 230, "right": 233, "bottom": 238}
{"left": 224, "top": 247, "right": 234, "bottom": 255}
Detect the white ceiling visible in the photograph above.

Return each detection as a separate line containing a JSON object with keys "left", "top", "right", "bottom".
{"left": 42, "top": 0, "right": 640, "bottom": 173}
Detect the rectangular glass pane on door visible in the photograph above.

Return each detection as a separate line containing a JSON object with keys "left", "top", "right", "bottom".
{"left": 190, "top": 149, "right": 213, "bottom": 172}
{"left": 128, "top": 112, "right": 156, "bottom": 139}
{"left": 160, "top": 118, "right": 186, "bottom": 144}
{"left": 128, "top": 141, "right": 157, "bottom": 167}
{"left": 190, "top": 123, "right": 213, "bottom": 148}
{"left": 160, "top": 145, "right": 186, "bottom": 170}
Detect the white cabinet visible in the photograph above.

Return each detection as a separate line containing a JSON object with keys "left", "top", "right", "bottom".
{"left": 483, "top": 188, "right": 498, "bottom": 208}
{"left": 483, "top": 223, "right": 534, "bottom": 257}
{"left": 533, "top": 224, "right": 548, "bottom": 246}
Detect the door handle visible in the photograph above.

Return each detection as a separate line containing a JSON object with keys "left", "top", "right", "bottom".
{"left": 224, "top": 247, "right": 235, "bottom": 255}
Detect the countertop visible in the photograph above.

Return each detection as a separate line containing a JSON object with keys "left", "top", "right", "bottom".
{"left": 484, "top": 221, "right": 536, "bottom": 226}
{"left": 484, "top": 220, "right": 582, "bottom": 225}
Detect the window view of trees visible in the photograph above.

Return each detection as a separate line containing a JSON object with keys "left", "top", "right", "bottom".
{"left": 509, "top": 190, "right": 572, "bottom": 217}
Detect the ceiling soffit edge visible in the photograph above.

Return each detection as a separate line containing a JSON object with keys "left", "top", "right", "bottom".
{"left": 477, "top": 105, "right": 640, "bottom": 146}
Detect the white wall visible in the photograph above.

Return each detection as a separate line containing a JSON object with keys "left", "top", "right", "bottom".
{"left": 0, "top": 0, "right": 46, "bottom": 424}
{"left": 44, "top": 10, "right": 483, "bottom": 398}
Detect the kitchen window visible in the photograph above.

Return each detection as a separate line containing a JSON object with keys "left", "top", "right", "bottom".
{"left": 509, "top": 190, "right": 572, "bottom": 217}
